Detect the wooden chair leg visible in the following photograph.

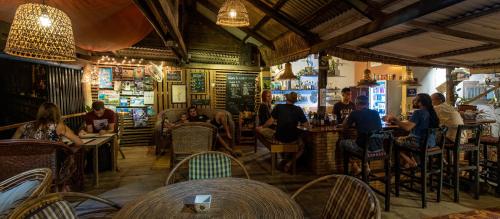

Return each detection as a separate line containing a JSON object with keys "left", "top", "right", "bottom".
{"left": 395, "top": 147, "right": 401, "bottom": 197}
{"left": 119, "top": 148, "right": 125, "bottom": 159}
{"left": 271, "top": 153, "right": 276, "bottom": 176}
{"left": 361, "top": 158, "right": 368, "bottom": 183}
{"left": 474, "top": 150, "right": 480, "bottom": 200}
{"left": 343, "top": 151, "right": 350, "bottom": 175}
{"left": 421, "top": 155, "right": 428, "bottom": 208}
{"left": 437, "top": 153, "right": 443, "bottom": 202}
{"left": 453, "top": 148, "right": 460, "bottom": 203}
{"left": 385, "top": 157, "right": 391, "bottom": 211}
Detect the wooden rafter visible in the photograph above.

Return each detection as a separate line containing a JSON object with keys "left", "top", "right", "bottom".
{"left": 242, "top": 0, "right": 288, "bottom": 42}
{"left": 408, "top": 21, "right": 500, "bottom": 46}
{"left": 133, "top": 0, "right": 187, "bottom": 60}
{"left": 340, "top": 45, "right": 466, "bottom": 67}
{"left": 419, "top": 44, "right": 500, "bottom": 60}
{"left": 342, "top": 0, "right": 384, "bottom": 20}
{"left": 197, "top": 0, "right": 275, "bottom": 49}
{"left": 246, "top": 0, "right": 320, "bottom": 43}
{"left": 310, "top": 0, "right": 464, "bottom": 53}
{"left": 361, "top": 3, "right": 500, "bottom": 48}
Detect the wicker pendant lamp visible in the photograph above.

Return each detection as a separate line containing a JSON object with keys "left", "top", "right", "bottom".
{"left": 357, "top": 62, "right": 378, "bottom": 87}
{"left": 4, "top": 3, "right": 75, "bottom": 61}
{"left": 277, "top": 62, "right": 298, "bottom": 81}
{"left": 216, "top": 0, "right": 250, "bottom": 27}
{"left": 402, "top": 66, "right": 421, "bottom": 86}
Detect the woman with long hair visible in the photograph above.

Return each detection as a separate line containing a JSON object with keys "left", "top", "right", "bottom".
{"left": 385, "top": 93, "right": 440, "bottom": 167}
{"left": 13, "top": 102, "right": 83, "bottom": 146}
{"left": 257, "top": 90, "right": 272, "bottom": 126}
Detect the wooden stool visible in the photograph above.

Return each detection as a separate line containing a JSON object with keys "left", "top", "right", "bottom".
{"left": 479, "top": 135, "right": 500, "bottom": 196}
{"left": 256, "top": 133, "right": 299, "bottom": 175}
{"left": 445, "top": 124, "right": 482, "bottom": 202}
{"left": 395, "top": 127, "right": 448, "bottom": 208}
{"left": 343, "top": 129, "right": 393, "bottom": 211}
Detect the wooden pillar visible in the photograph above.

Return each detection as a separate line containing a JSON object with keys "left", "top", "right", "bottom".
{"left": 318, "top": 51, "right": 328, "bottom": 116}
{"left": 446, "top": 67, "right": 455, "bottom": 105}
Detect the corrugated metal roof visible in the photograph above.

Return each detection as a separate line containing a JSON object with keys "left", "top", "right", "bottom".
{"left": 280, "top": 0, "right": 330, "bottom": 23}
{"left": 436, "top": 48, "right": 500, "bottom": 65}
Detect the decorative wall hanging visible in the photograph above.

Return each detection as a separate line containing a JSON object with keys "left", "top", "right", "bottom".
{"left": 172, "top": 85, "right": 187, "bottom": 103}
{"left": 190, "top": 72, "right": 208, "bottom": 94}
{"left": 166, "top": 70, "right": 182, "bottom": 82}
{"left": 98, "top": 67, "right": 113, "bottom": 89}
{"left": 216, "top": 0, "right": 250, "bottom": 27}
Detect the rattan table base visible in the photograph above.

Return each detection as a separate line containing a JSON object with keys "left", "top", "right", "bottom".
{"left": 114, "top": 177, "right": 304, "bottom": 219}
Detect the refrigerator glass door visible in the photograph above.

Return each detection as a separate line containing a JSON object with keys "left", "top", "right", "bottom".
{"left": 369, "top": 80, "right": 386, "bottom": 118}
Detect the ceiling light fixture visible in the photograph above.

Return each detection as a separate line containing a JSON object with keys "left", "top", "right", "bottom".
{"left": 217, "top": 0, "right": 250, "bottom": 27}
{"left": 4, "top": 2, "right": 75, "bottom": 61}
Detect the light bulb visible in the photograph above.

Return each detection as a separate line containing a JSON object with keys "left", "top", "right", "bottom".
{"left": 39, "top": 14, "right": 51, "bottom": 27}
{"left": 229, "top": 9, "right": 237, "bottom": 18}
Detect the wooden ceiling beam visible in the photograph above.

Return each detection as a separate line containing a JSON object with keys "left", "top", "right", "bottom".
{"left": 342, "top": 0, "right": 385, "bottom": 20}
{"left": 197, "top": 0, "right": 275, "bottom": 49}
{"left": 252, "top": 0, "right": 288, "bottom": 31}
{"left": 340, "top": 45, "right": 466, "bottom": 67}
{"left": 409, "top": 21, "right": 500, "bottom": 46}
{"left": 246, "top": 0, "right": 320, "bottom": 43}
{"left": 361, "top": 3, "right": 500, "bottom": 48}
{"left": 419, "top": 44, "right": 500, "bottom": 60}
{"left": 310, "top": 0, "right": 464, "bottom": 53}
{"left": 156, "top": 0, "right": 188, "bottom": 58}
{"left": 133, "top": 0, "right": 183, "bottom": 60}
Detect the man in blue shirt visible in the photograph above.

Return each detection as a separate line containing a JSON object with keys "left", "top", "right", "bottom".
{"left": 385, "top": 93, "right": 439, "bottom": 168}
{"left": 340, "top": 95, "right": 382, "bottom": 174}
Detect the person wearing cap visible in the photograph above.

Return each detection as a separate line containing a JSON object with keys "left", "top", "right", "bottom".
{"left": 257, "top": 92, "right": 309, "bottom": 172}
{"left": 340, "top": 95, "right": 383, "bottom": 174}
{"left": 80, "top": 101, "right": 116, "bottom": 135}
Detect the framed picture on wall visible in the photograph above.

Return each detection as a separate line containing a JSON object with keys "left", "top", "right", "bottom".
{"left": 172, "top": 84, "right": 187, "bottom": 103}
{"left": 190, "top": 72, "right": 208, "bottom": 94}
{"left": 99, "top": 67, "right": 113, "bottom": 89}
{"left": 167, "top": 70, "right": 183, "bottom": 82}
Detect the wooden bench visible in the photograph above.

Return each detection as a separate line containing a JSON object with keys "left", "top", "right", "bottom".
{"left": 256, "top": 133, "right": 299, "bottom": 175}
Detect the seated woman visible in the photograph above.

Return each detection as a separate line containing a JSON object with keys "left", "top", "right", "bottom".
{"left": 12, "top": 102, "right": 83, "bottom": 146}
{"left": 385, "top": 93, "right": 439, "bottom": 168}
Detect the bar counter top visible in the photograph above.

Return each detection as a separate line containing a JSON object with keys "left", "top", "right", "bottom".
{"left": 298, "top": 123, "right": 399, "bottom": 133}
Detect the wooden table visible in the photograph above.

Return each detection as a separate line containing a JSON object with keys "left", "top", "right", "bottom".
{"left": 82, "top": 134, "right": 117, "bottom": 187}
{"left": 114, "top": 178, "right": 304, "bottom": 219}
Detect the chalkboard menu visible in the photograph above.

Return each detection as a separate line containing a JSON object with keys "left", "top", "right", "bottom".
{"left": 226, "top": 73, "right": 256, "bottom": 115}
{"left": 190, "top": 72, "right": 207, "bottom": 94}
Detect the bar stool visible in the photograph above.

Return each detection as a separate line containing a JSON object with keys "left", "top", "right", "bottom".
{"left": 479, "top": 135, "right": 500, "bottom": 196}
{"left": 395, "top": 127, "right": 447, "bottom": 208}
{"left": 343, "top": 130, "right": 393, "bottom": 211}
{"left": 445, "top": 124, "right": 482, "bottom": 202}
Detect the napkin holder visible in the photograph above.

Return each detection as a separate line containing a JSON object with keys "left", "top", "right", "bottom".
{"left": 194, "top": 195, "right": 211, "bottom": 213}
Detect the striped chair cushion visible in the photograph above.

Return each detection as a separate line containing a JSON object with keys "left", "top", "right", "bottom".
{"left": 189, "top": 153, "right": 232, "bottom": 180}
{"left": 321, "top": 175, "right": 377, "bottom": 219}
{"left": 28, "top": 200, "right": 76, "bottom": 219}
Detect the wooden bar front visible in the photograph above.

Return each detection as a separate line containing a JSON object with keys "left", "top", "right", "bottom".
{"left": 301, "top": 126, "right": 343, "bottom": 175}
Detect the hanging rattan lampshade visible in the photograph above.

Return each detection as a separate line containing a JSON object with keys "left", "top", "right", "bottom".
{"left": 402, "top": 66, "right": 421, "bottom": 86}
{"left": 216, "top": 0, "right": 250, "bottom": 27}
{"left": 277, "top": 62, "right": 298, "bottom": 81}
{"left": 357, "top": 64, "right": 378, "bottom": 87}
{"left": 4, "top": 3, "right": 75, "bottom": 61}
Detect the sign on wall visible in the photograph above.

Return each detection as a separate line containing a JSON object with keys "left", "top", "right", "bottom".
{"left": 190, "top": 72, "right": 208, "bottom": 94}
{"left": 226, "top": 73, "right": 256, "bottom": 115}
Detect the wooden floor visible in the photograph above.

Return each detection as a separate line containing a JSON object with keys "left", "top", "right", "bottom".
{"left": 83, "top": 145, "right": 500, "bottom": 219}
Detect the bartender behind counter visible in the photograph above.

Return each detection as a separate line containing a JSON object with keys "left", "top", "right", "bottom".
{"left": 333, "top": 87, "right": 355, "bottom": 123}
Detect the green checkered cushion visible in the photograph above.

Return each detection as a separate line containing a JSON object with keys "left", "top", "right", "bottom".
{"left": 189, "top": 153, "right": 232, "bottom": 180}
{"left": 29, "top": 200, "right": 76, "bottom": 219}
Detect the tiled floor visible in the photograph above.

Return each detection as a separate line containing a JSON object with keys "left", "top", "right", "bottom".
{"left": 84, "top": 145, "right": 500, "bottom": 219}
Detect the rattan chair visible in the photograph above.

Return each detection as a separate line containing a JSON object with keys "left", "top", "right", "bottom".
{"left": 0, "top": 168, "right": 52, "bottom": 217}
{"left": 7, "top": 192, "right": 121, "bottom": 219}
{"left": 0, "top": 139, "right": 79, "bottom": 191}
{"left": 165, "top": 151, "right": 250, "bottom": 185}
{"left": 170, "top": 122, "right": 217, "bottom": 166}
{"left": 292, "top": 174, "right": 381, "bottom": 219}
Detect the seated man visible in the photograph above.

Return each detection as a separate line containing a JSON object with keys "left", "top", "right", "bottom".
{"left": 257, "top": 92, "right": 309, "bottom": 172}
{"left": 340, "top": 95, "right": 383, "bottom": 174}
{"left": 386, "top": 93, "right": 440, "bottom": 168}
{"left": 80, "top": 101, "right": 116, "bottom": 135}
{"left": 431, "top": 92, "right": 465, "bottom": 142}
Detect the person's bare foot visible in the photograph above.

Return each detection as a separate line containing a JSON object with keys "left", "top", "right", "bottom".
{"left": 226, "top": 133, "right": 232, "bottom": 140}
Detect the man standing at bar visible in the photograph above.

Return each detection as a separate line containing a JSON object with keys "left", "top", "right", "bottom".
{"left": 333, "top": 87, "right": 355, "bottom": 123}
{"left": 431, "top": 92, "right": 465, "bottom": 142}
{"left": 257, "top": 92, "right": 309, "bottom": 172}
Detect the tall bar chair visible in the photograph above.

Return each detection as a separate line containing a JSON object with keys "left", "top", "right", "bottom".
{"left": 394, "top": 127, "right": 448, "bottom": 208}
{"left": 445, "top": 124, "right": 482, "bottom": 202}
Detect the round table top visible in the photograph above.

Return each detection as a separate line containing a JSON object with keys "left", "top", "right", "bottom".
{"left": 114, "top": 178, "right": 304, "bottom": 219}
